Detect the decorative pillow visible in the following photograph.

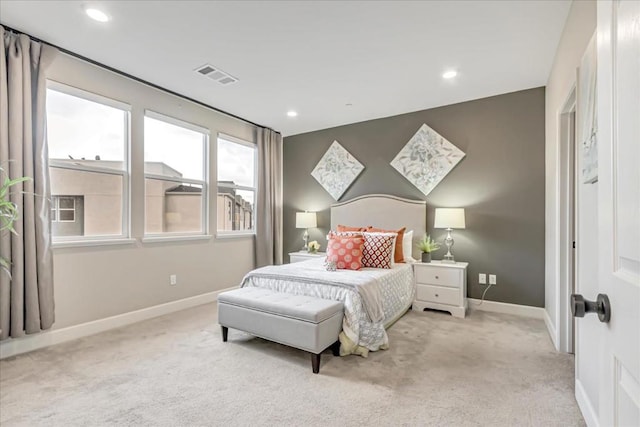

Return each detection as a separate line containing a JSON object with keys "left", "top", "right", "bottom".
{"left": 327, "top": 230, "right": 363, "bottom": 240}
{"left": 326, "top": 235, "right": 365, "bottom": 271}
{"left": 403, "top": 230, "right": 414, "bottom": 262}
{"left": 361, "top": 232, "right": 397, "bottom": 269}
{"left": 367, "top": 227, "right": 406, "bottom": 263}
{"left": 336, "top": 224, "right": 368, "bottom": 232}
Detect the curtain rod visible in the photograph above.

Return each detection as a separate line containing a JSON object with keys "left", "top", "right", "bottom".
{"left": 1, "top": 23, "right": 279, "bottom": 135}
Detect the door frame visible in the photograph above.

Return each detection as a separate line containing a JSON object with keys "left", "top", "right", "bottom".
{"left": 556, "top": 86, "right": 578, "bottom": 354}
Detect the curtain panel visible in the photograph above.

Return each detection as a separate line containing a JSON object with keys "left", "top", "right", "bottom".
{"left": 255, "top": 128, "right": 283, "bottom": 267}
{"left": 0, "top": 26, "right": 57, "bottom": 339}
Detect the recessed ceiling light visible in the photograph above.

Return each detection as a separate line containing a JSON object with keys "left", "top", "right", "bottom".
{"left": 287, "top": 111, "right": 298, "bottom": 117}
{"left": 442, "top": 70, "right": 458, "bottom": 79}
{"left": 85, "top": 7, "right": 110, "bottom": 22}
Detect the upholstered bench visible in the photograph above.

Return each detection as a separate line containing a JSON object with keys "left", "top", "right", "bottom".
{"left": 217, "top": 287, "right": 343, "bottom": 374}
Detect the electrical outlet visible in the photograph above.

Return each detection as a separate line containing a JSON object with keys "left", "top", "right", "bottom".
{"left": 170, "top": 274, "right": 177, "bottom": 286}
{"left": 479, "top": 273, "right": 487, "bottom": 285}
{"left": 489, "top": 274, "right": 497, "bottom": 285}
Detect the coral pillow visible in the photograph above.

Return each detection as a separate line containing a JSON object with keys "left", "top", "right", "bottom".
{"left": 326, "top": 236, "right": 365, "bottom": 270}
{"left": 361, "top": 232, "right": 397, "bottom": 269}
{"left": 367, "top": 226, "right": 406, "bottom": 263}
{"left": 336, "top": 224, "right": 367, "bottom": 232}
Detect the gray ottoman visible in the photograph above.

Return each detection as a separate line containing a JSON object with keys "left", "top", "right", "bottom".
{"left": 218, "top": 287, "right": 344, "bottom": 373}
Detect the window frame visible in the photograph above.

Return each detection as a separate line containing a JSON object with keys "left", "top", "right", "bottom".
{"left": 143, "top": 110, "right": 210, "bottom": 239}
{"left": 52, "top": 196, "right": 77, "bottom": 223}
{"left": 46, "top": 81, "right": 132, "bottom": 245}
{"left": 216, "top": 133, "right": 257, "bottom": 238}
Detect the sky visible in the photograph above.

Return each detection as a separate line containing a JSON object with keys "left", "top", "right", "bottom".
{"left": 46, "top": 89, "right": 255, "bottom": 201}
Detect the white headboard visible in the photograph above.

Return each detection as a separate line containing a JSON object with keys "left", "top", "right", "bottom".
{"left": 330, "top": 194, "right": 426, "bottom": 259}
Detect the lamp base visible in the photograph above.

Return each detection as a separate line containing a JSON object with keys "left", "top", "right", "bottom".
{"left": 302, "top": 229, "right": 309, "bottom": 251}
{"left": 442, "top": 228, "right": 456, "bottom": 263}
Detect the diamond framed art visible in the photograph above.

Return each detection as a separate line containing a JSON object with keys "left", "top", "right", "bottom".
{"left": 311, "top": 140, "right": 364, "bottom": 200}
{"left": 390, "top": 124, "right": 465, "bottom": 197}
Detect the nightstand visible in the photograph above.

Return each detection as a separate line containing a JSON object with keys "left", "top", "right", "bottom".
{"left": 412, "top": 261, "right": 468, "bottom": 318}
{"left": 288, "top": 251, "right": 326, "bottom": 263}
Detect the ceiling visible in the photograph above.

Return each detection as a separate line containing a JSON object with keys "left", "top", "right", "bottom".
{"left": 0, "top": 1, "right": 571, "bottom": 136}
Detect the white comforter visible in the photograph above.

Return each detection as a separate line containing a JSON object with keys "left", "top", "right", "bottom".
{"left": 240, "top": 258, "right": 415, "bottom": 355}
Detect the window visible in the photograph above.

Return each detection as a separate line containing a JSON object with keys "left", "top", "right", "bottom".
{"left": 46, "top": 83, "right": 130, "bottom": 241}
{"left": 217, "top": 135, "right": 256, "bottom": 234}
{"left": 144, "top": 112, "right": 208, "bottom": 235}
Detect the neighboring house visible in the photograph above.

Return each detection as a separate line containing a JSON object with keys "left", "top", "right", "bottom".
{"left": 50, "top": 159, "right": 252, "bottom": 236}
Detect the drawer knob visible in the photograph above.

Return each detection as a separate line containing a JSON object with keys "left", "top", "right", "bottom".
{"left": 435, "top": 275, "right": 439, "bottom": 279}
{"left": 435, "top": 294, "right": 439, "bottom": 297}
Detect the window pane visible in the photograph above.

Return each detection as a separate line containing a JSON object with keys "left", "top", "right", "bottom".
{"left": 47, "top": 89, "right": 126, "bottom": 170}
{"left": 58, "top": 197, "right": 75, "bottom": 209}
{"left": 144, "top": 116, "right": 204, "bottom": 180}
{"left": 217, "top": 138, "right": 255, "bottom": 187}
{"left": 59, "top": 210, "right": 75, "bottom": 222}
{"left": 145, "top": 179, "right": 203, "bottom": 234}
{"left": 50, "top": 168, "right": 122, "bottom": 237}
{"left": 217, "top": 188, "right": 254, "bottom": 232}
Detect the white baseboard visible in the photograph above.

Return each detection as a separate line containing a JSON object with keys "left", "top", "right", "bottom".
{"left": 0, "top": 286, "right": 237, "bottom": 360}
{"left": 467, "top": 298, "right": 545, "bottom": 319}
{"left": 544, "top": 309, "right": 560, "bottom": 351}
{"left": 575, "top": 379, "right": 599, "bottom": 427}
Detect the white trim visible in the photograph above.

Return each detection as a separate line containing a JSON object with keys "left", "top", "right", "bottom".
{"left": 52, "top": 237, "right": 137, "bottom": 249}
{"left": 0, "top": 287, "right": 236, "bottom": 359}
{"left": 145, "top": 109, "right": 210, "bottom": 135}
{"left": 467, "top": 299, "right": 545, "bottom": 319}
{"left": 576, "top": 379, "right": 600, "bottom": 427}
{"left": 215, "top": 232, "right": 255, "bottom": 239}
{"left": 545, "top": 308, "right": 560, "bottom": 350}
{"left": 218, "top": 132, "right": 256, "bottom": 148}
{"left": 47, "top": 79, "right": 132, "bottom": 111}
{"left": 142, "top": 234, "right": 212, "bottom": 243}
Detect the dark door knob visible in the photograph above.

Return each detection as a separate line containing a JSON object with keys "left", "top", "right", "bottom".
{"left": 571, "top": 294, "right": 611, "bottom": 323}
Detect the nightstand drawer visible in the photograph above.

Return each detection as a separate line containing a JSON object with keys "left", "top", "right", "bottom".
{"left": 416, "top": 284, "right": 459, "bottom": 306}
{"left": 415, "top": 266, "right": 460, "bottom": 288}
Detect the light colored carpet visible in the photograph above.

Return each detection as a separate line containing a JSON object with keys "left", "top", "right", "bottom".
{"left": 0, "top": 304, "right": 584, "bottom": 426}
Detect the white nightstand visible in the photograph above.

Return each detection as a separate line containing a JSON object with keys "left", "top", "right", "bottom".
{"left": 288, "top": 251, "right": 326, "bottom": 263}
{"left": 412, "top": 261, "right": 468, "bottom": 318}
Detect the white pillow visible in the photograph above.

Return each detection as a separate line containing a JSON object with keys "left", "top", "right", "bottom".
{"left": 403, "top": 230, "right": 414, "bottom": 262}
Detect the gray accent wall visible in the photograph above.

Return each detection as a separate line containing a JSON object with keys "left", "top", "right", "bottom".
{"left": 283, "top": 87, "right": 545, "bottom": 307}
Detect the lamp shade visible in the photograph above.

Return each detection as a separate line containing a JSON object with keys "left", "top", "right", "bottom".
{"left": 296, "top": 212, "right": 317, "bottom": 228}
{"left": 434, "top": 208, "right": 466, "bottom": 229}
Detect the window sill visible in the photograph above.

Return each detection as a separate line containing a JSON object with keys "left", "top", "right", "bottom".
{"left": 215, "top": 232, "right": 255, "bottom": 240}
{"left": 52, "top": 238, "right": 137, "bottom": 249}
{"left": 142, "top": 234, "right": 212, "bottom": 243}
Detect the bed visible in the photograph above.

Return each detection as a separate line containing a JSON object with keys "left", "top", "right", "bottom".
{"left": 241, "top": 194, "right": 426, "bottom": 356}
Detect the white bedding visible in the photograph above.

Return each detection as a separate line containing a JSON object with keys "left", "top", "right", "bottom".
{"left": 240, "top": 258, "right": 415, "bottom": 355}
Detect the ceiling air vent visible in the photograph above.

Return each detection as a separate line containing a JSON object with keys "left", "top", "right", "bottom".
{"left": 195, "top": 64, "right": 238, "bottom": 85}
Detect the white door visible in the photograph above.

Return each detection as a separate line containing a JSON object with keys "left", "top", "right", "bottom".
{"left": 593, "top": 1, "right": 640, "bottom": 426}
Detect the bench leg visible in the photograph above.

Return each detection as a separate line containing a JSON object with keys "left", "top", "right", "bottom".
{"left": 331, "top": 341, "right": 341, "bottom": 357}
{"left": 221, "top": 326, "right": 228, "bottom": 342}
{"left": 311, "top": 353, "right": 321, "bottom": 374}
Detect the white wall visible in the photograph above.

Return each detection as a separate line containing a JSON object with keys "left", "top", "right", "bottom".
{"left": 24, "top": 52, "right": 256, "bottom": 330}
{"left": 545, "top": 0, "right": 596, "bottom": 348}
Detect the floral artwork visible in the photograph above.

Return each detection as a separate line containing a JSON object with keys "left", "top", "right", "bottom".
{"left": 311, "top": 140, "right": 364, "bottom": 200}
{"left": 390, "top": 124, "right": 465, "bottom": 196}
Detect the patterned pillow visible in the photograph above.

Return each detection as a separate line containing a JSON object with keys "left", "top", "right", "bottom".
{"left": 367, "top": 226, "right": 406, "bottom": 263}
{"left": 361, "top": 232, "right": 397, "bottom": 269}
{"left": 326, "top": 235, "right": 365, "bottom": 271}
{"left": 337, "top": 224, "right": 368, "bottom": 232}
{"left": 327, "top": 230, "right": 363, "bottom": 240}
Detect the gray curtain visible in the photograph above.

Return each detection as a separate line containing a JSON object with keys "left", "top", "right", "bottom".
{"left": 0, "top": 27, "right": 56, "bottom": 340}
{"left": 255, "top": 128, "right": 283, "bottom": 267}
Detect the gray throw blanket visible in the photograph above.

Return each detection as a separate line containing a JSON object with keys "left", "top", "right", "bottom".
{"left": 240, "top": 260, "right": 385, "bottom": 323}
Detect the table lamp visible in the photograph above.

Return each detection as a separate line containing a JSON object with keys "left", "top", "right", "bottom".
{"left": 434, "top": 208, "right": 465, "bottom": 263}
{"left": 296, "top": 211, "right": 317, "bottom": 251}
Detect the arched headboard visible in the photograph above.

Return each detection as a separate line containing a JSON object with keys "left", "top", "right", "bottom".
{"left": 330, "top": 194, "right": 426, "bottom": 259}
